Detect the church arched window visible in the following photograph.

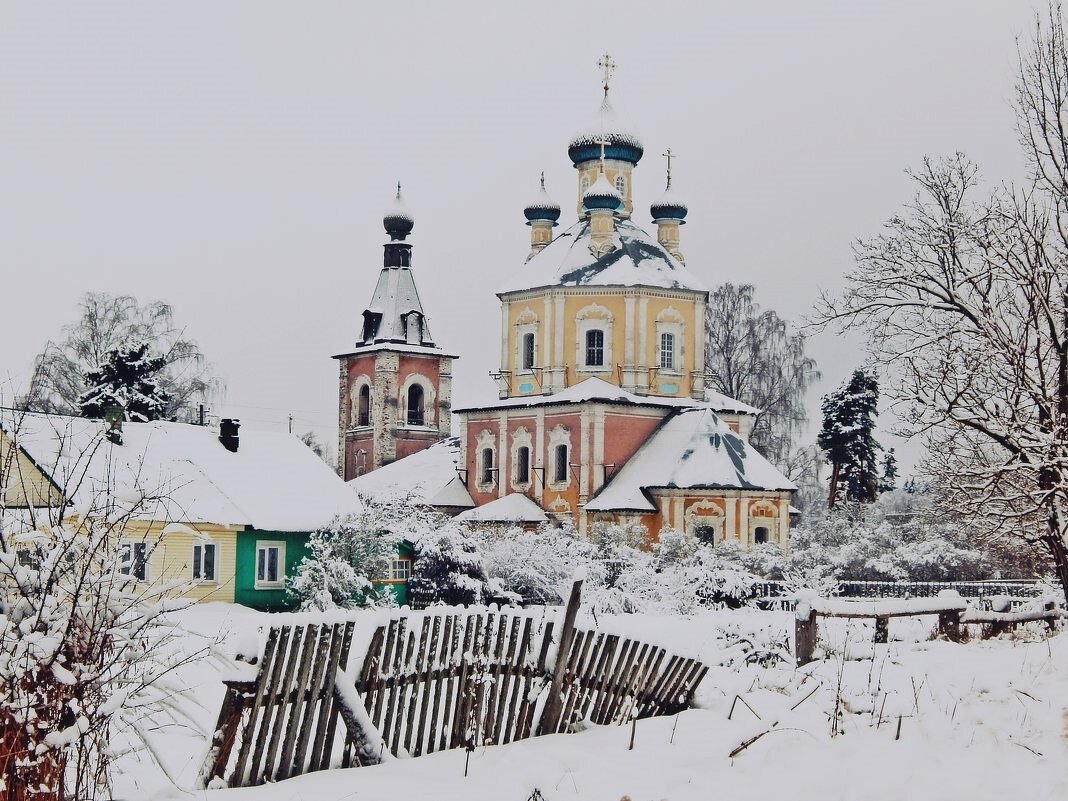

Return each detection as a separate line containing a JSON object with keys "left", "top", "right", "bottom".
{"left": 615, "top": 174, "right": 626, "bottom": 196}
{"left": 407, "top": 384, "right": 424, "bottom": 426}
{"left": 515, "top": 446, "right": 530, "bottom": 484}
{"left": 581, "top": 175, "right": 590, "bottom": 194}
{"left": 522, "top": 333, "right": 535, "bottom": 370}
{"left": 754, "top": 526, "right": 769, "bottom": 545}
{"left": 358, "top": 385, "right": 370, "bottom": 427}
{"left": 554, "top": 443, "right": 569, "bottom": 483}
{"left": 585, "top": 329, "right": 605, "bottom": 367}
{"left": 481, "top": 447, "right": 495, "bottom": 485}
{"left": 659, "top": 333, "right": 676, "bottom": 370}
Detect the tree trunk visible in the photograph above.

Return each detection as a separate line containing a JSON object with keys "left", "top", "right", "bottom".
{"left": 827, "top": 461, "right": 841, "bottom": 509}
{"left": 1040, "top": 526, "right": 1068, "bottom": 609}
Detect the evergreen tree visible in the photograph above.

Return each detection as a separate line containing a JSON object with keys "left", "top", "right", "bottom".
{"left": 817, "top": 368, "right": 881, "bottom": 507}
{"left": 407, "top": 528, "right": 491, "bottom": 608}
{"left": 879, "top": 448, "right": 898, "bottom": 493}
{"left": 77, "top": 342, "right": 171, "bottom": 422}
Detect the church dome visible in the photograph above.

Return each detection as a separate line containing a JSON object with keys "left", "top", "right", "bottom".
{"left": 583, "top": 170, "right": 623, "bottom": 211}
{"left": 650, "top": 183, "right": 688, "bottom": 221}
{"left": 383, "top": 184, "right": 414, "bottom": 240}
{"left": 523, "top": 176, "right": 561, "bottom": 223}
{"left": 568, "top": 96, "right": 644, "bottom": 167}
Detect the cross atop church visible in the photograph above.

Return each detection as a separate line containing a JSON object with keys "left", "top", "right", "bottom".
{"left": 597, "top": 52, "right": 616, "bottom": 98}
{"left": 662, "top": 148, "right": 677, "bottom": 187}
{"left": 595, "top": 134, "right": 610, "bottom": 172}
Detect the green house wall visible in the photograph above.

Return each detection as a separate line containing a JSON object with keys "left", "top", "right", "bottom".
{"left": 235, "top": 530, "right": 311, "bottom": 611}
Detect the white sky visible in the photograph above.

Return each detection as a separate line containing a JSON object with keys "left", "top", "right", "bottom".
{"left": 0, "top": 1, "right": 1038, "bottom": 474}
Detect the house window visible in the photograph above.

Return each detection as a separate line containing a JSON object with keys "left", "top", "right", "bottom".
{"left": 522, "top": 333, "right": 535, "bottom": 370}
{"left": 255, "top": 541, "right": 285, "bottom": 589}
{"left": 407, "top": 384, "right": 425, "bottom": 426}
{"left": 358, "top": 385, "right": 371, "bottom": 427}
{"left": 481, "top": 447, "right": 495, "bottom": 485}
{"left": 754, "top": 526, "right": 769, "bottom": 545}
{"left": 585, "top": 329, "right": 605, "bottom": 367}
{"left": 659, "top": 333, "right": 676, "bottom": 370}
{"left": 516, "top": 446, "right": 530, "bottom": 484}
{"left": 553, "top": 443, "right": 568, "bottom": 483}
{"left": 389, "top": 558, "right": 412, "bottom": 582}
{"left": 695, "top": 525, "right": 715, "bottom": 545}
{"left": 119, "top": 541, "right": 148, "bottom": 581}
{"left": 193, "top": 542, "right": 217, "bottom": 582}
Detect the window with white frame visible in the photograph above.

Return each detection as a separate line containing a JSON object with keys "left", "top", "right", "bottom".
{"left": 659, "top": 332, "right": 676, "bottom": 370}
{"left": 407, "top": 384, "right": 425, "bottom": 426}
{"left": 585, "top": 329, "right": 605, "bottom": 367}
{"left": 389, "top": 557, "right": 412, "bottom": 582}
{"left": 521, "top": 333, "right": 535, "bottom": 370}
{"left": 255, "top": 541, "right": 285, "bottom": 589}
{"left": 516, "top": 446, "right": 531, "bottom": 484}
{"left": 547, "top": 425, "right": 571, "bottom": 487}
{"left": 193, "top": 541, "right": 217, "bottom": 582}
{"left": 481, "top": 447, "right": 495, "bottom": 485}
{"left": 475, "top": 430, "right": 497, "bottom": 490}
{"left": 119, "top": 541, "right": 148, "bottom": 581}
{"left": 553, "top": 443, "right": 568, "bottom": 483}
{"left": 575, "top": 304, "right": 613, "bottom": 371}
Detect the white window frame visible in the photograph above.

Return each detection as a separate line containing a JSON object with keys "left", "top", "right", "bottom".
{"left": 515, "top": 311, "right": 539, "bottom": 375}
{"left": 255, "top": 541, "right": 286, "bottom": 589}
{"left": 192, "top": 540, "right": 218, "bottom": 583}
{"left": 399, "top": 374, "right": 436, "bottom": 429}
{"left": 389, "top": 557, "right": 412, "bottom": 582}
{"left": 475, "top": 429, "right": 497, "bottom": 491}
{"left": 350, "top": 377, "right": 372, "bottom": 429}
{"left": 659, "top": 332, "right": 676, "bottom": 371}
{"left": 655, "top": 313, "right": 685, "bottom": 376}
{"left": 575, "top": 304, "right": 613, "bottom": 373}
{"left": 119, "top": 539, "right": 149, "bottom": 582}
{"left": 547, "top": 425, "right": 571, "bottom": 489}
{"left": 511, "top": 426, "right": 533, "bottom": 490}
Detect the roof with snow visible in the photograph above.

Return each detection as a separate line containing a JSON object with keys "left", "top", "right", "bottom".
{"left": 567, "top": 95, "right": 644, "bottom": 166}
{"left": 456, "top": 493, "right": 548, "bottom": 524}
{"left": 497, "top": 219, "right": 708, "bottom": 296}
{"left": 349, "top": 437, "right": 474, "bottom": 509}
{"left": 454, "top": 376, "right": 759, "bottom": 417}
{"left": 0, "top": 410, "right": 362, "bottom": 530}
{"left": 585, "top": 407, "right": 796, "bottom": 512}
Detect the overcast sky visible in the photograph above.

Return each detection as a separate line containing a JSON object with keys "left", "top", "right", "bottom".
{"left": 0, "top": 1, "right": 1040, "bottom": 473}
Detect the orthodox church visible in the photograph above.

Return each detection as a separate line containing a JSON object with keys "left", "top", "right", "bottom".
{"left": 339, "top": 58, "right": 795, "bottom": 548}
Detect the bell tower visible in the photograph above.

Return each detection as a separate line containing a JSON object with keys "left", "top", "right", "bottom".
{"left": 334, "top": 186, "right": 457, "bottom": 480}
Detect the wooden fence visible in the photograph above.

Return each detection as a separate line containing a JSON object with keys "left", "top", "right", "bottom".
{"left": 200, "top": 580, "right": 708, "bottom": 789}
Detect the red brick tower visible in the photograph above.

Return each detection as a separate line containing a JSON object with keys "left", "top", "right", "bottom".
{"left": 334, "top": 187, "right": 456, "bottom": 480}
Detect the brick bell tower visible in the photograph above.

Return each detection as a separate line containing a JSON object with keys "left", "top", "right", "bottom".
{"left": 334, "top": 185, "right": 456, "bottom": 480}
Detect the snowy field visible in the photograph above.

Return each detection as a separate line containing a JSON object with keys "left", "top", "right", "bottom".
{"left": 123, "top": 603, "right": 1068, "bottom": 801}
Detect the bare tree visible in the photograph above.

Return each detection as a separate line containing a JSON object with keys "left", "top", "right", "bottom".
{"left": 704, "top": 284, "right": 819, "bottom": 469}
{"left": 24, "top": 293, "right": 219, "bottom": 422}
{"left": 814, "top": 5, "right": 1068, "bottom": 603}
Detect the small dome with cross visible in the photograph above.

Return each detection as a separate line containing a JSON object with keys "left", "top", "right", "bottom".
{"left": 524, "top": 174, "right": 562, "bottom": 223}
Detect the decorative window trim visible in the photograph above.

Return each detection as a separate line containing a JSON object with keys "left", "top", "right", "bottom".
{"left": 654, "top": 312, "right": 685, "bottom": 376}
{"left": 510, "top": 427, "right": 533, "bottom": 490}
{"left": 575, "top": 303, "right": 614, "bottom": 373}
{"left": 685, "top": 499, "right": 725, "bottom": 545}
{"left": 399, "top": 374, "right": 436, "bottom": 429}
{"left": 475, "top": 429, "right": 497, "bottom": 491}
{"left": 255, "top": 541, "right": 286, "bottom": 590}
{"left": 547, "top": 425, "right": 571, "bottom": 489}
{"left": 192, "top": 540, "right": 218, "bottom": 583}
{"left": 349, "top": 376, "right": 373, "bottom": 429}
{"left": 516, "top": 310, "right": 539, "bottom": 374}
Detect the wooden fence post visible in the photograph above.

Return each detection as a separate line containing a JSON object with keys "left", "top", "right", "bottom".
{"left": 873, "top": 617, "right": 888, "bottom": 644}
{"left": 197, "top": 684, "right": 248, "bottom": 788}
{"left": 795, "top": 608, "right": 816, "bottom": 667}
{"left": 538, "top": 578, "right": 583, "bottom": 735}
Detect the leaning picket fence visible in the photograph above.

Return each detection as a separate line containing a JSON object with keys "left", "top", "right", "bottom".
{"left": 199, "top": 579, "right": 708, "bottom": 789}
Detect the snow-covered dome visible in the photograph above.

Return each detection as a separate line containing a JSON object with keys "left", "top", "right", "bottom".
{"left": 524, "top": 176, "right": 561, "bottom": 224}
{"left": 568, "top": 96, "right": 644, "bottom": 166}
{"left": 583, "top": 170, "right": 623, "bottom": 211}
{"left": 650, "top": 182, "right": 688, "bottom": 222}
{"left": 383, "top": 183, "right": 414, "bottom": 240}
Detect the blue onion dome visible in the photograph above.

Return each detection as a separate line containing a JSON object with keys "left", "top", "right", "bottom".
{"left": 524, "top": 174, "right": 561, "bottom": 224}
{"left": 383, "top": 183, "right": 414, "bottom": 240}
{"left": 568, "top": 96, "right": 644, "bottom": 166}
{"left": 650, "top": 181, "right": 688, "bottom": 222}
{"left": 583, "top": 170, "right": 623, "bottom": 211}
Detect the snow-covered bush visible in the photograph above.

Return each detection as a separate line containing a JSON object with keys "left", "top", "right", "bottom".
{"left": 0, "top": 520, "right": 198, "bottom": 801}
{"left": 478, "top": 523, "right": 601, "bottom": 605}
{"left": 286, "top": 512, "right": 399, "bottom": 611}
{"left": 408, "top": 520, "right": 492, "bottom": 607}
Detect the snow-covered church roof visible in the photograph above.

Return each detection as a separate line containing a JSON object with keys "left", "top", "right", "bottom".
{"left": 497, "top": 219, "right": 708, "bottom": 296}
{"left": 0, "top": 410, "right": 362, "bottom": 531}
{"left": 585, "top": 407, "right": 796, "bottom": 512}
{"left": 456, "top": 492, "right": 547, "bottom": 524}
{"left": 349, "top": 437, "right": 474, "bottom": 509}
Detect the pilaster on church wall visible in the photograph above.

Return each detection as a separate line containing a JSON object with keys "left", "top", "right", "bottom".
{"left": 336, "top": 358, "right": 348, "bottom": 476}
{"left": 374, "top": 351, "right": 400, "bottom": 467}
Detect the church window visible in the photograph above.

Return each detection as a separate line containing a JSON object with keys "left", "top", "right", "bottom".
{"left": 516, "top": 446, "right": 530, "bottom": 484}
{"left": 695, "top": 525, "right": 715, "bottom": 545}
{"left": 659, "top": 333, "right": 676, "bottom": 370}
{"left": 522, "top": 333, "right": 535, "bottom": 370}
{"left": 553, "top": 443, "right": 569, "bottom": 483}
{"left": 585, "top": 329, "right": 605, "bottom": 367}
{"left": 358, "top": 385, "right": 371, "bottom": 427}
{"left": 481, "top": 447, "right": 495, "bottom": 485}
{"left": 615, "top": 174, "right": 626, "bottom": 195}
{"left": 755, "top": 526, "right": 769, "bottom": 545}
{"left": 407, "top": 384, "right": 425, "bottom": 426}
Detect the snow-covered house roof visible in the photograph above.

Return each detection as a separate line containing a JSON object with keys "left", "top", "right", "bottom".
{"left": 349, "top": 437, "right": 474, "bottom": 509}
{"left": 455, "top": 493, "right": 547, "bottom": 524}
{"left": 585, "top": 407, "right": 796, "bottom": 512}
{"left": 454, "top": 376, "right": 758, "bottom": 417}
{"left": 0, "top": 410, "right": 362, "bottom": 531}
{"left": 497, "top": 219, "right": 708, "bottom": 296}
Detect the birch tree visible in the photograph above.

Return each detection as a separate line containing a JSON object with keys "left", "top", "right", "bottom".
{"left": 815, "top": 6, "right": 1068, "bottom": 602}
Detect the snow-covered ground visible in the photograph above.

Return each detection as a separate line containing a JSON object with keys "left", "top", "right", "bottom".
{"left": 122, "top": 603, "right": 1068, "bottom": 801}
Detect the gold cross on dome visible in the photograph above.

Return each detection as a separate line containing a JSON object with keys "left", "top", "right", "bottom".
{"left": 597, "top": 52, "right": 616, "bottom": 97}
{"left": 662, "top": 148, "right": 677, "bottom": 186}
